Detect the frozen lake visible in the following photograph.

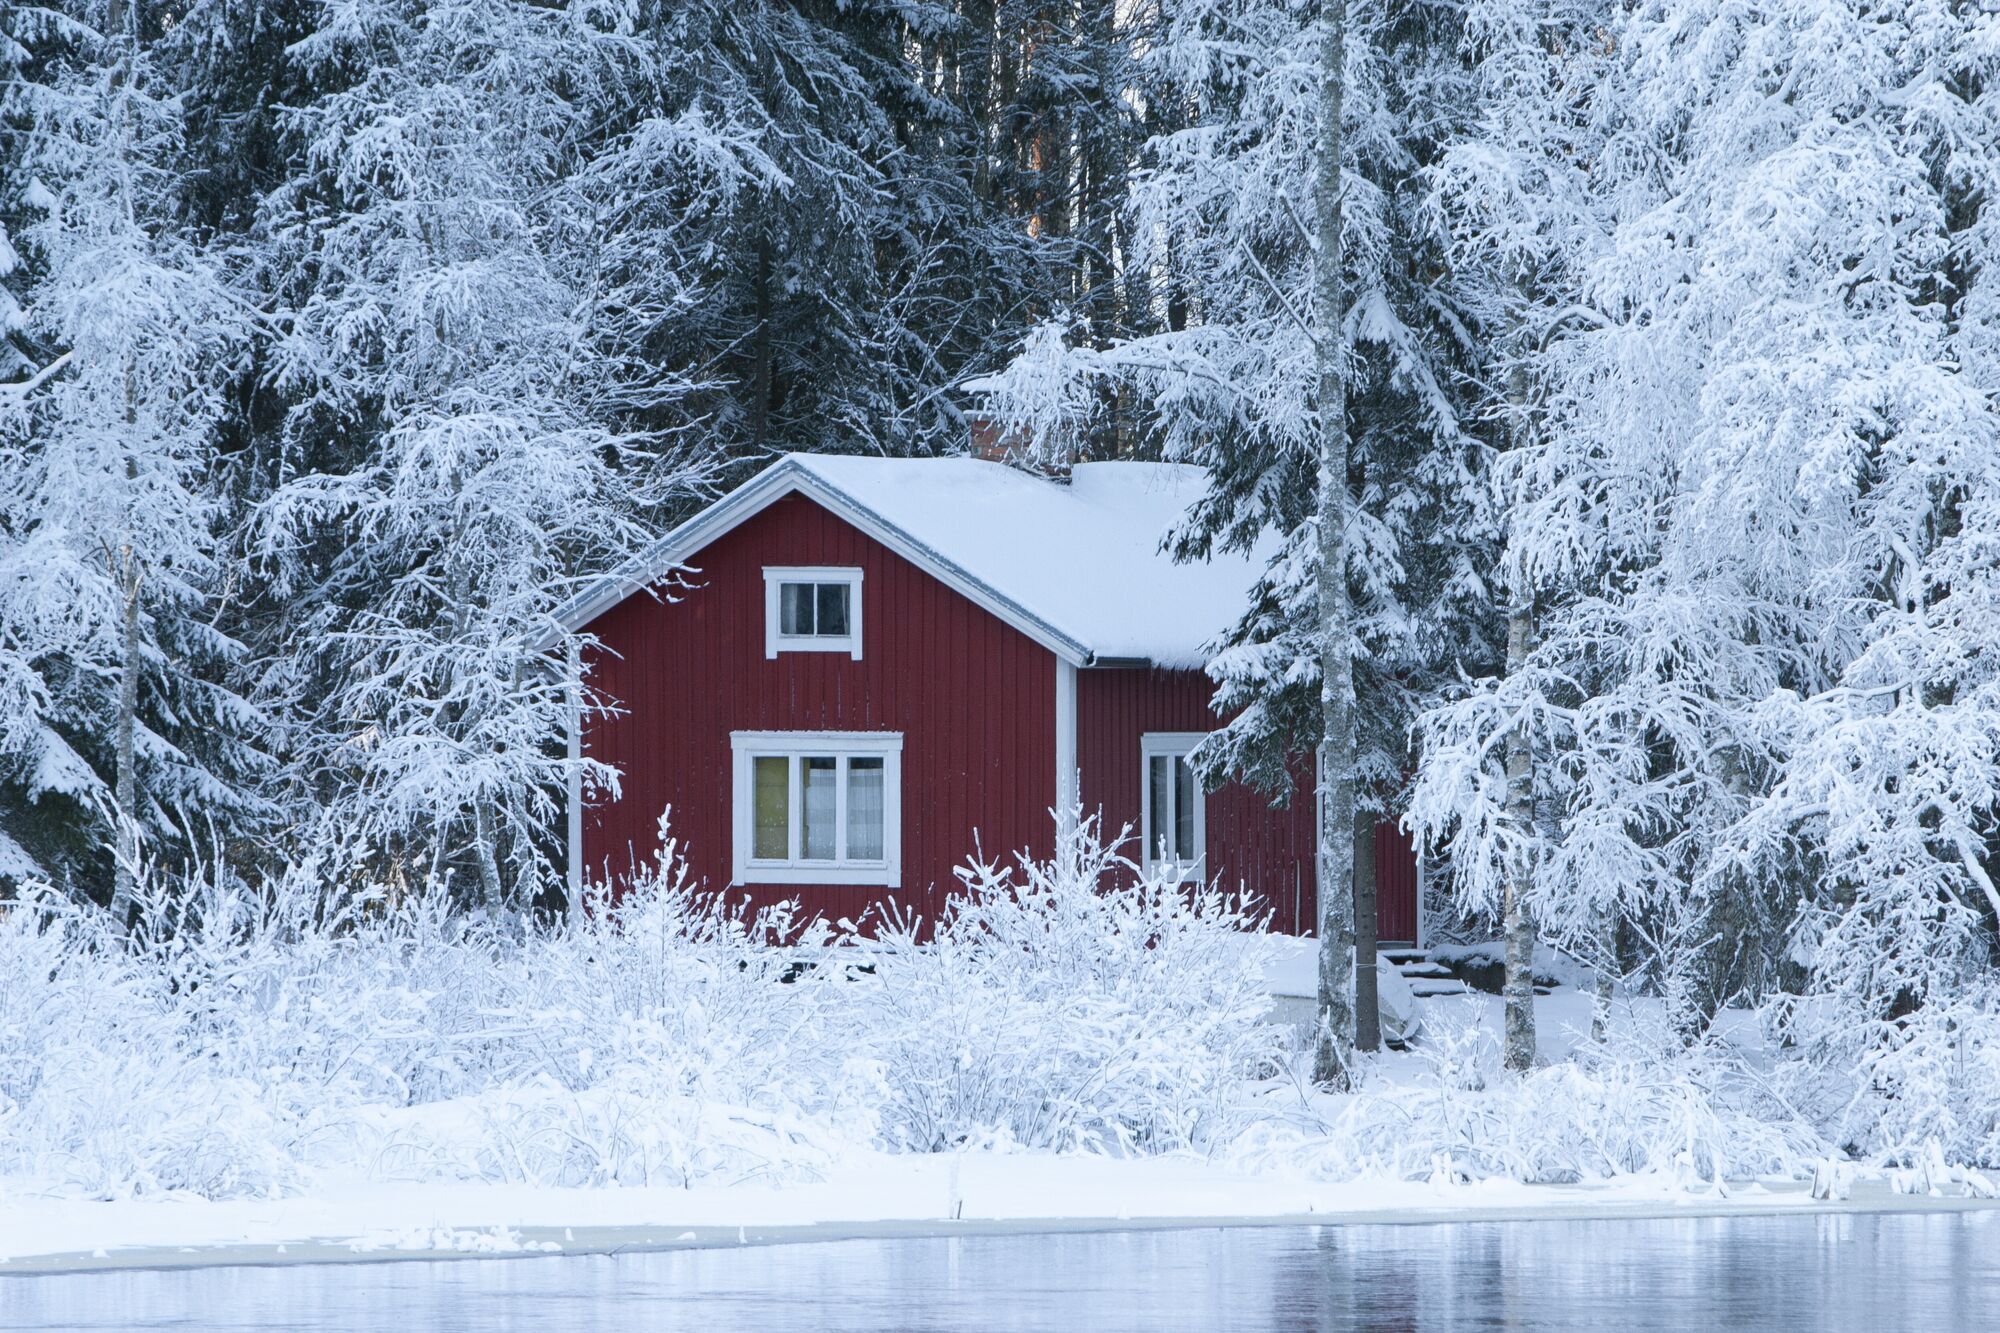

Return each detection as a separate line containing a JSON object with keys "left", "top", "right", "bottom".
{"left": 4, "top": 1210, "right": 1995, "bottom": 1331}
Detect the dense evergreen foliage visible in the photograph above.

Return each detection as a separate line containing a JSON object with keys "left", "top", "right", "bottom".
{"left": 3, "top": 0, "right": 1997, "bottom": 1111}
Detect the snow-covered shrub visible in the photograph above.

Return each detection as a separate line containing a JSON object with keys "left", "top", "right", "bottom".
{"left": 0, "top": 888, "right": 301, "bottom": 1199}
{"left": 14, "top": 1039, "right": 301, "bottom": 1200}
{"left": 0, "top": 829, "right": 854, "bottom": 1199}
{"left": 415, "top": 831, "right": 862, "bottom": 1188}
{"left": 1233, "top": 1003, "right": 1824, "bottom": 1188}
{"left": 14, "top": 809, "right": 1977, "bottom": 1205}
{"left": 1771, "top": 983, "right": 2000, "bottom": 1172}
{"left": 860, "top": 817, "right": 1281, "bottom": 1154}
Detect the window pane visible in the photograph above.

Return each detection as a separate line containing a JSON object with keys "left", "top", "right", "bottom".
{"left": 847, "top": 757, "right": 884, "bottom": 860}
{"left": 802, "top": 756, "right": 838, "bottom": 859}
{"left": 1175, "top": 757, "right": 1196, "bottom": 861}
{"left": 780, "top": 583, "right": 815, "bottom": 635}
{"left": 816, "top": 582, "right": 849, "bottom": 637}
{"left": 1148, "top": 754, "right": 1172, "bottom": 862}
{"left": 753, "top": 756, "right": 789, "bottom": 859}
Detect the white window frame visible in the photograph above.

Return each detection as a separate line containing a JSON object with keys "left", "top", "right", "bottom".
{"left": 763, "top": 566, "right": 863, "bottom": 659}
{"left": 1140, "top": 732, "right": 1208, "bottom": 872}
{"left": 730, "top": 731, "right": 902, "bottom": 886}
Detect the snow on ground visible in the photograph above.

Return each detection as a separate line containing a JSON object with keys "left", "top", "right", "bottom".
{"left": 5, "top": 846, "right": 1988, "bottom": 1279}
{"left": 1, "top": 982, "right": 1985, "bottom": 1276}
{"left": 1255, "top": 934, "right": 1635, "bottom": 1063}
{"left": 6, "top": 1138, "right": 1993, "bottom": 1275}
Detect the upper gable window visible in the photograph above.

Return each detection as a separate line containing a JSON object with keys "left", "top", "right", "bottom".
{"left": 764, "top": 567, "right": 863, "bottom": 659}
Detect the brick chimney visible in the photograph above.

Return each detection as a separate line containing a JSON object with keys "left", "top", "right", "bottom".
{"left": 967, "top": 414, "right": 1072, "bottom": 475}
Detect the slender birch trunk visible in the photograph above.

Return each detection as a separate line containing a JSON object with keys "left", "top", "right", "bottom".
{"left": 110, "top": 542, "right": 141, "bottom": 930}
{"left": 473, "top": 798, "right": 505, "bottom": 919}
{"left": 1591, "top": 901, "right": 1618, "bottom": 1042}
{"left": 1501, "top": 597, "right": 1538, "bottom": 1071}
{"left": 104, "top": 0, "right": 143, "bottom": 935}
{"left": 749, "top": 233, "right": 773, "bottom": 448}
{"left": 1353, "top": 811, "right": 1379, "bottom": 1052}
{"left": 1311, "top": 0, "right": 1355, "bottom": 1090}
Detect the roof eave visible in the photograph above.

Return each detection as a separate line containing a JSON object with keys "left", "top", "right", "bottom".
{"left": 534, "top": 457, "right": 1096, "bottom": 666}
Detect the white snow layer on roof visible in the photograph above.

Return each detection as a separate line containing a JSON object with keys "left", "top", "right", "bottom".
{"left": 785, "top": 454, "right": 1266, "bottom": 668}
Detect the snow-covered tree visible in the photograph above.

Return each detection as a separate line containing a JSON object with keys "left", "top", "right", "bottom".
{"left": 1629, "top": 0, "right": 2000, "bottom": 1066}
{"left": 1409, "top": 0, "right": 1621, "bottom": 1068}
{"left": 0, "top": 1, "right": 268, "bottom": 908}
{"left": 247, "top": 0, "right": 735, "bottom": 912}
{"left": 972, "top": 0, "right": 1494, "bottom": 1079}
{"left": 1414, "top": 0, "right": 2000, "bottom": 1082}
{"left": 572, "top": 3, "right": 1062, "bottom": 463}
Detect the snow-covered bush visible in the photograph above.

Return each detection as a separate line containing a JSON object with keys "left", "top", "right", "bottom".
{"left": 421, "top": 830, "right": 863, "bottom": 1188}
{"left": 1770, "top": 983, "right": 2000, "bottom": 1172}
{"left": 860, "top": 817, "right": 1281, "bottom": 1154}
{"left": 1233, "top": 1002, "right": 1825, "bottom": 1188}
{"left": 0, "top": 818, "right": 1288, "bottom": 1199}
{"left": 0, "top": 889, "right": 302, "bottom": 1199}
{"left": 10, "top": 812, "right": 1984, "bottom": 1205}
{"left": 0, "top": 830, "right": 854, "bottom": 1199}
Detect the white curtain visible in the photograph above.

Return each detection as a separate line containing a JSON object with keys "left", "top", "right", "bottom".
{"left": 802, "top": 757, "right": 838, "bottom": 859}
{"left": 847, "top": 758, "right": 885, "bottom": 860}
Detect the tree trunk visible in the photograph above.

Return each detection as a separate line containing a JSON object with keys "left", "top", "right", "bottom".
{"left": 1591, "top": 900, "right": 1618, "bottom": 1042}
{"left": 109, "top": 545, "right": 141, "bottom": 931}
{"left": 472, "top": 798, "right": 505, "bottom": 919}
{"left": 1501, "top": 599, "right": 1538, "bottom": 1071}
{"left": 963, "top": 0, "right": 996, "bottom": 203}
{"left": 1354, "top": 812, "right": 1379, "bottom": 1052}
{"left": 749, "top": 232, "right": 774, "bottom": 447}
{"left": 106, "top": 2, "right": 142, "bottom": 934}
{"left": 1311, "top": 0, "right": 1355, "bottom": 1090}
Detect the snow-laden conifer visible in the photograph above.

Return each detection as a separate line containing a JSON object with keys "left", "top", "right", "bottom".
{"left": 972, "top": 0, "right": 1494, "bottom": 1078}
{"left": 247, "top": 0, "right": 731, "bottom": 912}
{"left": 0, "top": 1, "right": 269, "bottom": 907}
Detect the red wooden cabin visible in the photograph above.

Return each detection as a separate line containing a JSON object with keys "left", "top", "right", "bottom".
{"left": 552, "top": 454, "right": 1421, "bottom": 942}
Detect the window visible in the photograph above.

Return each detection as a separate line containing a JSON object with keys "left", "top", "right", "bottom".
{"left": 1140, "top": 733, "right": 1207, "bottom": 870}
{"left": 731, "top": 732, "right": 902, "bottom": 885}
{"left": 764, "top": 567, "right": 863, "bottom": 659}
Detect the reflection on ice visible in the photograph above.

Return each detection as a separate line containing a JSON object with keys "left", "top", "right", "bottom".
{"left": 5, "top": 1211, "right": 1997, "bottom": 1332}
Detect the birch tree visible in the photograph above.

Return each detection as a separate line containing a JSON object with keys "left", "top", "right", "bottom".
{"left": 1412, "top": 0, "right": 1619, "bottom": 1069}
{"left": 1416, "top": 0, "right": 2000, "bottom": 1098}
{"left": 971, "top": 0, "right": 1489, "bottom": 1081}
{"left": 248, "top": 0, "right": 737, "bottom": 912}
{"left": 1623, "top": 0, "right": 2000, "bottom": 1118}
{"left": 0, "top": 0, "right": 267, "bottom": 908}
{"left": 1309, "top": 0, "right": 1357, "bottom": 1085}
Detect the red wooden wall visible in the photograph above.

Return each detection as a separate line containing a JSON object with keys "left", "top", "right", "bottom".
{"left": 1073, "top": 667, "right": 1420, "bottom": 941}
{"left": 1074, "top": 668, "right": 1321, "bottom": 934}
{"left": 578, "top": 493, "right": 1057, "bottom": 930}
{"left": 579, "top": 492, "right": 1421, "bottom": 942}
{"left": 1375, "top": 820, "right": 1420, "bottom": 944}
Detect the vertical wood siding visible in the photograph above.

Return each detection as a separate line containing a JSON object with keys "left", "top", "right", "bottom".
{"left": 1375, "top": 820, "right": 1420, "bottom": 945}
{"left": 1073, "top": 667, "right": 1419, "bottom": 939}
{"left": 579, "top": 494, "right": 1057, "bottom": 933}
{"left": 579, "top": 492, "right": 1418, "bottom": 942}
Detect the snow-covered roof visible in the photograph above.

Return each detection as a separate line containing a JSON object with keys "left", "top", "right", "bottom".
{"left": 552, "top": 453, "right": 1267, "bottom": 668}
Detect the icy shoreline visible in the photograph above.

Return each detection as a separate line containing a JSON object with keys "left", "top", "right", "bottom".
{"left": 6, "top": 1156, "right": 1997, "bottom": 1277}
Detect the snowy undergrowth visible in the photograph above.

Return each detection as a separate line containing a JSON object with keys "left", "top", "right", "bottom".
{"left": 1233, "top": 1005, "right": 1827, "bottom": 1191}
{"left": 0, "top": 820, "right": 1278, "bottom": 1201}
{"left": 0, "top": 838, "right": 862, "bottom": 1200}
{"left": 857, "top": 823, "right": 1279, "bottom": 1154}
{"left": 2, "top": 820, "right": 1989, "bottom": 1206}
